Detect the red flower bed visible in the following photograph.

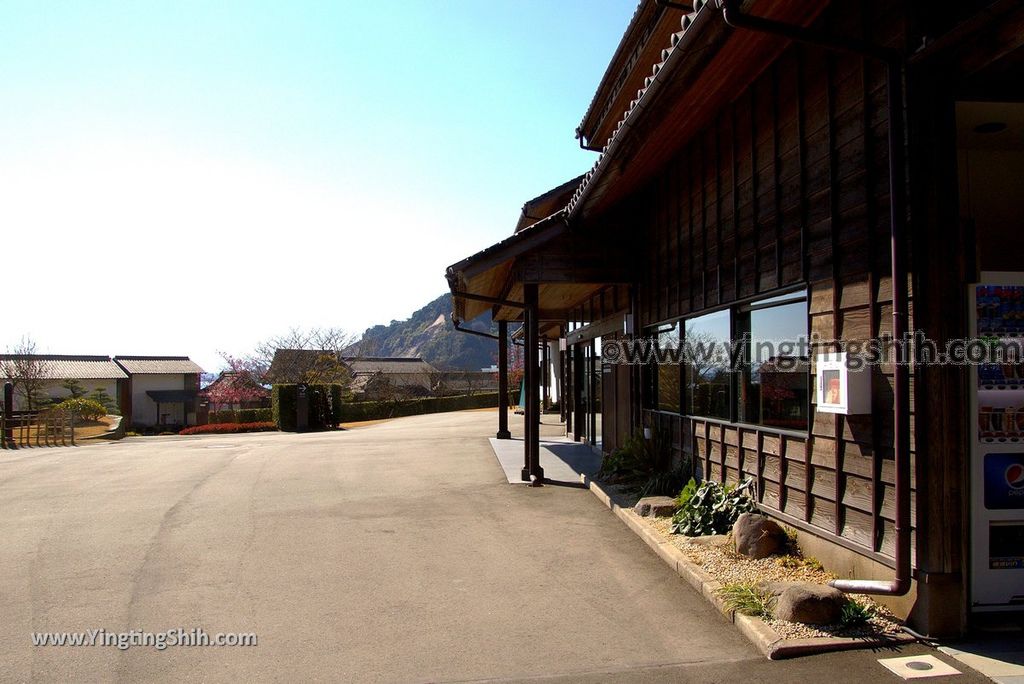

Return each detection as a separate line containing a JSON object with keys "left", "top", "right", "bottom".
{"left": 179, "top": 422, "right": 277, "bottom": 435}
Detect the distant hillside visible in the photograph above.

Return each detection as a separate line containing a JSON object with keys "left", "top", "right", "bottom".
{"left": 351, "top": 293, "right": 498, "bottom": 371}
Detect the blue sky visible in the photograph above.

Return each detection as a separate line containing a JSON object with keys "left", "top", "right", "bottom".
{"left": 0, "top": 1, "right": 634, "bottom": 371}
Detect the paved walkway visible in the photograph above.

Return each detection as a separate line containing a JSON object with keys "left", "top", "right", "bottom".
{"left": 489, "top": 431, "right": 600, "bottom": 485}
{"left": 0, "top": 409, "right": 991, "bottom": 682}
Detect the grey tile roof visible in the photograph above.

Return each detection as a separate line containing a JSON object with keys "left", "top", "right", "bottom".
{"left": 343, "top": 357, "right": 438, "bottom": 376}
{"left": 0, "top": 355, "right": 128, "bottom": 380}
{"left": 114, "top": 356, "right": 204, "bottom": 375}
{"left": 567, "top": 1, "right": 708, "bottom": 219}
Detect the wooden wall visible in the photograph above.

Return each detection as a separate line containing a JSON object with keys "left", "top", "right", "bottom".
{"left": 629, "top": 0, "right": 916, "bottom": 565}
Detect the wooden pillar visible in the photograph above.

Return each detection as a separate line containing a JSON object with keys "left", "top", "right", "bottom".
{"left": 588, "top": 340, "right": 597, "bottom": 445}
{"left": 565, "top": 347, "right": 573, "bottom": 434}
{"left": 523, "top": 284, "right": 543, "bottom": 483}
{"left": 542, "top": 339, "right": 550, "bottom": 411}
{"left": 573, "top": 344, "right": 585, "bottom": 442}
{"left": 559, "top": 346, "right": 567, "bottom": 424}
{"left": 496, "top": 320, "right": 511, "bottom": 440}
{"left": 3, "top": 382, "right": 13, "bottom": 448}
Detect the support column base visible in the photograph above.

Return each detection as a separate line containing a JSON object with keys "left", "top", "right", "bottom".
{"left": 496, "top": 430, "right": 512, "bottom": 440}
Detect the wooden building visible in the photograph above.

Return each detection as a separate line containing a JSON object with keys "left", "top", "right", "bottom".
{"left": 448, "top": 0, "right": 1024, "bottom": 637}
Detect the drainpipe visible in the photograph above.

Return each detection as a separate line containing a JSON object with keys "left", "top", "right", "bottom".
{"left": 451, "top": 317, "right": 524, "bottom": 347}
{"left": 718, "top": 0, "right": 911, "bottom": 597}
{"left": 575, "top": 127, "right": 603, "bottom": 152}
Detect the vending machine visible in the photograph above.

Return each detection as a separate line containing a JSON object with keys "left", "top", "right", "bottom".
{"left": 969, "top": 272, "right": 1024, "bottom": 611}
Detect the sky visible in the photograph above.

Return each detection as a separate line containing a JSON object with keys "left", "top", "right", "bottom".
{"left": 0, "top": 0, "right": 635, "bottom": 373}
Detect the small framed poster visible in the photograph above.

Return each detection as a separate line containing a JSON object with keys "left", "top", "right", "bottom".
{"left": 816, "top": 352, "right": 871, "bottom": 415}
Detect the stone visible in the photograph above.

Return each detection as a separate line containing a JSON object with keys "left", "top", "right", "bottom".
{"left": 633, "top": 496, "right": 677, "bottom": 517}
{"left": 773, "top": 583, "right": 845, "bottom": 625}
{"left": 733, "top": 512, "right": 786, "bottom": 559}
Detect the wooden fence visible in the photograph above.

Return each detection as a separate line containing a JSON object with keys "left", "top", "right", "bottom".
{"left": 1, "top": 409, "right": 77, "bottom": 449}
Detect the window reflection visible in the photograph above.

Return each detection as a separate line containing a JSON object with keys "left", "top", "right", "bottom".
{"left": 657, "top": 324, "right": 680, "bottom": 413}
{"left": 736, "top": 297, "right": 809, "bottom": 430}
{"left": 685, "top": 310, "right": 731, "bottom": 420}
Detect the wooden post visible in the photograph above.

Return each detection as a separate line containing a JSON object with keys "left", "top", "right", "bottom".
{"left": 564, "top": 348, "right": 573, "bottom": 434}
{"left": 523, "top": 284, "right": 543, "bottom": 484}
{"left": 542, "top": 339, "right": 550, "bottom": 412}
{"left": 3, "top": 382, "right": 12, "bottom": 448}
{"left": 573, "top": 344, "right": 585, "bottom": 442}
{"left": 559, "top": 347, "right": 567, "bottom": 424}
{"left": 496, "top": 320, "right": 511, "bottom": 440}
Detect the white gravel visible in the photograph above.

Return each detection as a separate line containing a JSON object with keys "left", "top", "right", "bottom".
{"left": 646, "top": 517, "right": 903, "bottom": 640}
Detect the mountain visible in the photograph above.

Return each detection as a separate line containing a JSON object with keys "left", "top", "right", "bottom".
{"left": 352, "top": 293, "right": 499, "bottom": 371}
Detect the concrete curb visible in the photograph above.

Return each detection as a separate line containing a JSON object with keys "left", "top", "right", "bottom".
{"left": 85, "top": 415, "right": 125, "bottom": 441}
{"left": 580, "top": 473, "right": 917, "bottom": 660}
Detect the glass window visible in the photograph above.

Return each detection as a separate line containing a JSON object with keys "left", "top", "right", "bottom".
{"left": 657, "top": 324, "right": 681, "bottom": 413}
{"left": 684, "top": 310, "right": 732, "bottom": 420}
{"left": 735, "top": 292, "right": 809, "bottom": 430}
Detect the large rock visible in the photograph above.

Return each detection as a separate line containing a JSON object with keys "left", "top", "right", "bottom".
{"left": 633, "top": 496, "right": 677, "bottom": 517}
{"left": 772, "top": 583, "right": 845, "bottom": 625}
{"left": 733, "top": 512, "right": 786, "bottom": 559}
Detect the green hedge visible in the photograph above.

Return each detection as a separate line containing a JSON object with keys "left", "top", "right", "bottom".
{"left": 208, "top": 408, "right": 272, "bottom": 425}
{"left": 338, "top": 392, "right": 506, "bottom": 423}
{"left": 272, "top": 384, "right": 342, "bottom": 432}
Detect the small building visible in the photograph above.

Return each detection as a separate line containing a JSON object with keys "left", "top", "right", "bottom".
{"left": 346, "top": 357, "right": 438, "bottom": 400}
{"left": 0, "top": 355, "right": 127, "bottom": 411}
{"left": 263, "top": 349, "right": 352, "bottom": 386}
{"left": 200, "top": 371, "right": 272, "bottom": 412}
{"left": 114, "top": 356, "right": 204, "bottom": 428}
{"left": 264, "top": 350, "right": 439, "bottom": 400}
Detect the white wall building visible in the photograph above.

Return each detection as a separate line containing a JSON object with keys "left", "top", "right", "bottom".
{"left": 0, "top": 355, "right": 127, "bottom": 411}
{"left": 113, "top": 356, "right": 204, "bottom": 427}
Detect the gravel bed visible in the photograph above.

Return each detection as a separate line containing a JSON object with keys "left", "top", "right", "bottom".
{"left": 646, "top": 517, "right": 904, "bottom": 641}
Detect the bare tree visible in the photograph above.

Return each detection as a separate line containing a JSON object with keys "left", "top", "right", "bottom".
{"left": 252, "top": 326, "right": 359, "bottom": 386}
{"left": 1, "top": 336, "right": 51, "bottom": 410}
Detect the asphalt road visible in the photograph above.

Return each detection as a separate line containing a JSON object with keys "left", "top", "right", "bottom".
{"left": 0, "top": 410, "right": 985, "bottom": 683}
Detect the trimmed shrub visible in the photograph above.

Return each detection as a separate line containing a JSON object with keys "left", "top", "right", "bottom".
{"left": 209, "top": 409, "right": 238, "bottom": 424}
{"left": 180, "top": 422, "right": 276, "bottom": 435}
{"left": 207, "top": 408, "right": 273, "bottom": 425}
{"left": 338, "top": 392, "right": 501, "bottom": 423}
{"left": 273, "top": 385, "right": 296, "bottom": 431}
{"left": 272, "top": 384, "right": 341, "bottom": 432}
{"left": 239, "top": 407, "right": 272, "bottom": 423}
{"left": 51, "top": 397, "right": 108, "bottom": 422}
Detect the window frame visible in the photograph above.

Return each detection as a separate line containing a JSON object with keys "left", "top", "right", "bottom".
{"left": 641, "top": 286, "right": 810, "bottom": 434}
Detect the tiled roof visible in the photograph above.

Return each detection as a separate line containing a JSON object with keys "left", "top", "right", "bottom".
{"left": 114, "top": 356, "right": 204, "bottom": 375}
{"left": 514, "top": 175, "right": 585, "bottom": 233}
{"left": 577, "top": 0, "right": 662, "bottom": 142}
{"left": 264, "top": 349, "right": 347, "bottom": 384}
{"left": 343, "top": 357, "right": 438, "bottom": 376}
{"left": 567, "top": 0, "right": 708, "bottom": 219}
{"left": 0, "top": 355, "right": 127, "bottom": 380}
{"left": 200, "top": 371, "right": 270, "bottom": 398}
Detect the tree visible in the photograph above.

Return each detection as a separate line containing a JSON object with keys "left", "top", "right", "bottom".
{"left": 90, "top": 387, "right": 119, "bottom": 414}
{"left": 249, "top": 327, "right": 359, "bottom": 386}
{"left": 204, "top": 353, "right": 272, "bottom": 410}
{"left": 1, "top": 336, "right": 51, "bottom": 410}
{"left": 61, "top": 379, "right": 88, "bottom": 398}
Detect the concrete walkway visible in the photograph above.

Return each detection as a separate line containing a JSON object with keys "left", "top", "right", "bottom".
{"left": 489, "top": 433, "right": 600, "bottom": 485}
{"left": 0, "top": 409, "right": 988, "bottom": 682}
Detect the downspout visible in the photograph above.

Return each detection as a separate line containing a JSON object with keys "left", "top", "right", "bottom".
{"left": 575, "top": 127, "right": 603, "bottom": 153}
{"left": 451, "top": 317, "right": 525, "bottom": 347}
{"left": 718, "top": 0, "right": 911, "bottom": 597}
